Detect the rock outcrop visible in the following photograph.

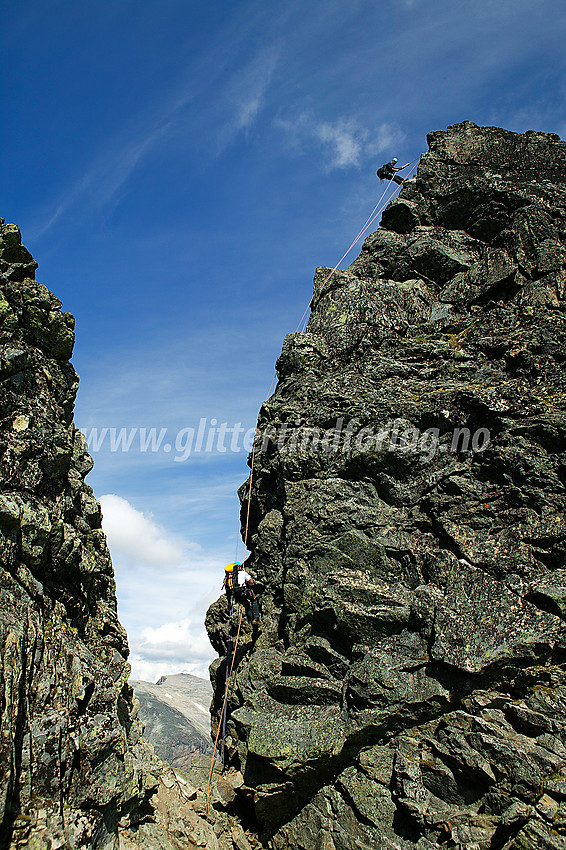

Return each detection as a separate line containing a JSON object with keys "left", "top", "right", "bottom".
{"left": 0, "top": 220, "right": 161, "bottom": 848}
{"left": 207, "top": 123, "right": 566, "bottom": 849}
{"left": 0, "top": 219, "right": 273, "bottom": 850}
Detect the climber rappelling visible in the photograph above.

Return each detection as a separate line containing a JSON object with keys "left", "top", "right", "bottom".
{"left": 376, "top": 157, "right": 411, "bottom": 185}
{"left": 224, "top": 561, "right": 261, "bottom": 625}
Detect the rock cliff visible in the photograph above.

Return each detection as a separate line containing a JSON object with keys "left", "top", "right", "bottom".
{"left": 0, "top": 220, "right": 269, "bottom": 850}
{"left": 207, "top": 122, "right": 566, "bottom": 849}
{"left": 0, "top": 220, "right": 161, "bottom": 848}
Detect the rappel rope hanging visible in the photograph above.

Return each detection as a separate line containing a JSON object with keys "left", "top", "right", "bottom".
{"left": 220, "top": 597, "right": 234, "bottom": 764}
{"left": 233, "top": 158, "right": 420, "bottom": 563}
{"left": 206, "top": 604, "right": 244, "bottom": 811}
{"left": 206, "top": 158, "right": 421, "bottom": 812}
{"left": 296, "top": 158, "right": 421, "bottom": 333}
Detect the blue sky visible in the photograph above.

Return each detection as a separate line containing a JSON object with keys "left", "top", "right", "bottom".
{"left": 2, "top": 0, "right": 565, "bottom": 680}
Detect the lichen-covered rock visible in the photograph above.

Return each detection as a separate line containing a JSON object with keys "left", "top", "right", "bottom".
{"left": 207, "top": 123, "right": 566, "bottom": 848}
{"left": 0, "top": 219, "right": 268, "bottom": 850}
{"left": 0, "top": 220, "right": 160, "bottom": 849}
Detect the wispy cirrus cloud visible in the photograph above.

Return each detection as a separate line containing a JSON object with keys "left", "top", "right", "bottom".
{"left": 276, "top": 111, "right": 405, "bottom": 170}
{"left": 32, "top": 119, "right": 176, "bottom": 240}
{"left": 215, "top": 44, "right": 281, "bottom": 151}
{"left": 29, "top": 30, "right": 281, "bottom": 240}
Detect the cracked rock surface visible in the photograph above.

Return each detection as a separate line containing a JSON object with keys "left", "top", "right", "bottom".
{"left": 207, "top": 122, "right": 566, "bottom": 849}
{"left": 0, "top": 218, "right": 163, "bottom": 849}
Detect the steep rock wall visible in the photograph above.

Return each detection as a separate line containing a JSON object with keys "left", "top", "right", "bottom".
{"left": 0, "top": 221, "right": 158, "bottom": 850}
{"left": 207, "top": 123, "right": 566, "bottom": 849}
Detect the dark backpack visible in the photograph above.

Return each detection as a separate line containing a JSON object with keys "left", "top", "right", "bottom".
{"left": 234, "top": 579, "right": 253, "bottom": 602}
{"left": 224, "top": 563, "right": 238, "bottom": 594}
{"left": 377, "top": 164, "right": 394, "bottom": 180}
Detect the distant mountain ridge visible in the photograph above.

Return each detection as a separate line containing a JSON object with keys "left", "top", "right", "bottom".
{"left": 132, "top": 673, "right": 213, "bottom": 769}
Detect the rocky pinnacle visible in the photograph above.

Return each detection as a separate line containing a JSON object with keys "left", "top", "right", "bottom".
{"left": 0, "top": 220, "right": 161, "bottom": 849}
{"left": 206, "top": 122, "right": 566, "bottom": 849}
{"left": 0, "top": 224, "right": 269, "bottom": 850}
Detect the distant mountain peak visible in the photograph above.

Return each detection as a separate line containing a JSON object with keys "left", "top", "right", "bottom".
{"left": 132, "top": 673, "right": 212, "bottom": 770}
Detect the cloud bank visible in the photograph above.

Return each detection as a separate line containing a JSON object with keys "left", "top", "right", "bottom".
{"left": 100, "top": 494, "right": 220, "bottom": 681}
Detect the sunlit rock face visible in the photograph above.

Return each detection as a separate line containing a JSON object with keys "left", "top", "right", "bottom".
{"left": 0, "top": 220, "right": 158, "bottom": 850}
{"left": 207, "top": 123, "right": 566, "bottom": 849}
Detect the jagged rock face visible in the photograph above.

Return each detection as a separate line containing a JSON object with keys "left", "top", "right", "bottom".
{"left": 206, "top": 123, "right": 566, "bottom": 849}
{"left": 0, "top": 221, "right": 158, "bottom": 850}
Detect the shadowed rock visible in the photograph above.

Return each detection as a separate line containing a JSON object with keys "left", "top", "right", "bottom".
{"left": 0, "top": 220, "right": 163, "bottom": 849}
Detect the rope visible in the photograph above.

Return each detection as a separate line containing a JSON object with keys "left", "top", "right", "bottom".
{"left": 241, "top": 158, "right": 422, "bottom": 538}
{"left": 220, "top": 596, "right": 235, "bottom": 763}
{"left": 239, "top": 371, "right": 277, "bottom": 563}
{"left": 297, "top": 159, "right": 421, "bottom": 332}
{"left": 206, "top": 604, "right": 244, "bottom": 812}
{"left": 237, "top": 158, "right": 422, "bottom": 561}
{"left": 314, "top": 180, "right": 397, "bottom": 294}
{"left": 205, "top": 376, "right": 279, "bottom": 808}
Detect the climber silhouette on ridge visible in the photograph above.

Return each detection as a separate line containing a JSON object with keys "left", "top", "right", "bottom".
{"left": 376, "top": 157, "right": 410, "bottom": 185}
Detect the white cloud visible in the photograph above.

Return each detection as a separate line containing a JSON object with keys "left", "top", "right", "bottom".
{"left": 239, "top": 95, "right": 264, "bottom": 130}
{"left": 214, "top": 43, "right": 281, "bottom": 152}
{"left": 100, "top": 494, "right": 186, "bottom": 567}
{"left": 277, "top": 111, "right": 405, "bottom": 171}
{"left": 97, "top": 493, "right": 227, "bottom": 682}
{"left": 130, "top": 616, "right": 215, "bottom": 681}
{"left": 315, "top": 119, "right": 362, "bottom": 168}
{"left": 365, "top": 123, "right": 407, "bottom": 158}
{"left": 138, "top": 618, "right": 200, "bottom": 658}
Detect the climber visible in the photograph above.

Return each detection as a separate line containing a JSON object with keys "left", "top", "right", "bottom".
{"left": 224, "top": 562, "right": 261, "bottom": 625}
{"left": 376, "top": 158, "right": 410, "bottom": 185}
